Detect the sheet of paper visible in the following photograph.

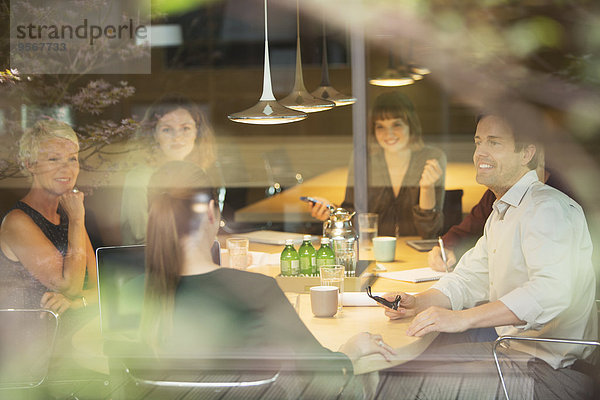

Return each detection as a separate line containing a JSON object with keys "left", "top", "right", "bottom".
{"left": 221, "top": 250, "right": 280, "bottom": 268}
{"left": 342, "top": 292, "right": 383, "bottom": 307}
{"left": 378, "top": 267, "right": 446, "bottom": 283}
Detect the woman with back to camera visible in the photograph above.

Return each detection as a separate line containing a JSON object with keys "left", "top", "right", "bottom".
{"left": 140, "top": 161, "right": 395, "bottom": 376}
{"left": 0, "top": 120, "right": 96, "bottom": 315}
{"left": 120, "top": 94, "right": 218, "bottom": 245}
{"left": 310, "top": 92, "right": 446, "bottom": 238}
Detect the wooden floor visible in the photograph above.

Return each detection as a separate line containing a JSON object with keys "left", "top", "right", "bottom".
{"left": 4, "top": 367, "right": 523, "bottom": 400}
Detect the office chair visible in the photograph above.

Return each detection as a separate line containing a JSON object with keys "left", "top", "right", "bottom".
{"left": 0, "top": 308, "right": 59, "bottom": 390}
{"left": 493, "top": 336, "right": 600, "bottom": 400}
{"left": 442, "top": 189, "right": 463, "bottom": 235}
{"left": 96, "top": 245, "right": 281, "bottom": 399}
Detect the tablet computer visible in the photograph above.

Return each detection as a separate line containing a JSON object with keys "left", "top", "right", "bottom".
{"left": 405, "top": 239, "right": 439, "bottom": 252}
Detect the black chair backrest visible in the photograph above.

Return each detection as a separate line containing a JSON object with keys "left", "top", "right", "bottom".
{"left": 442, "top": 189, "right": 464, "bottom": 235}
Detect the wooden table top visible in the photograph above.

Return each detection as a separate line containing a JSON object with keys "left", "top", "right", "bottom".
{"left": 240, "top": 235, "right": 439, "bottom": 374}
{"left": 240, "top": 235, "right": 437, "bottom": 294}
{"left": 75, "top": 237, "right": 439, "bottom": 376}
{"left": 234, "top": 162, "right": 486, "bottom": 223}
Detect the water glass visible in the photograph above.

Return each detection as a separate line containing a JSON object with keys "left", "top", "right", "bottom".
{"left": 226, "top": 237, "right": 249, "bottom": 269}
{"left": 320, "top": 265, "right": 344, "bottom": 313}
{"left": 358, "top": 213, "right": 378, "bottom": 257}
{"left": 332, "top": 237, "right": 357, "bottom": 276}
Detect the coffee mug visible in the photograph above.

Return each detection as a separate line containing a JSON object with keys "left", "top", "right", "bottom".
{"left": 310, "top": 286, "right": 338, "bottom": 317}
{"left": 373, "top": 236, "right": 397, "bottom": 262}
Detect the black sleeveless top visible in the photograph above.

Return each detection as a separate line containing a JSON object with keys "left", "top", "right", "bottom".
{"left": 0, "top": 201, "right": 69, "bottom": 309}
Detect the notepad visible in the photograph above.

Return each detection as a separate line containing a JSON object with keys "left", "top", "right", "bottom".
{"left": 378, "top": 267, "right": 446, "bottom": 283}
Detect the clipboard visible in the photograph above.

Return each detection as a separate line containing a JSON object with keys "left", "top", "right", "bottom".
{"left": 405, "top": 239, "right": 439, "bottom": 252}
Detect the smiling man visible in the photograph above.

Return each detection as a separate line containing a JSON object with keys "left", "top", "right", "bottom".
{"left": 381, "top": 114, "right": 597, "bottom": 399}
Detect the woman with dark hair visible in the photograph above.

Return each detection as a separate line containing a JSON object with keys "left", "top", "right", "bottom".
{"left": 140, "top": 161, "right": 394, "bottom": 373}
{"left": 310, "top": 92, "right": 446, "bottom": 238}
{"left": 120, "top": 95, "right": 219, "bottom": 245}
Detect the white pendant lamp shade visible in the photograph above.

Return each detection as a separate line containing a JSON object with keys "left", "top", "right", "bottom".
{"left": 228, "top": 0, "right": 306, "bottom": 124}
{"left": 409, "top": 64, "right": 431, "bottom": 75}
{"left": 310, "top": 22, "right": 356, "bottom": 106}
{"left": 311, "top": 85, "right": 356, "bottom": 106}
{"left": 280, "top": 1, "right": 335, "bottom": 113}
{"left": 369, "top": 66, "right": 415, "bottom": 87}
{"left": 370, "top": 50, "right": 415, "bottom": 87}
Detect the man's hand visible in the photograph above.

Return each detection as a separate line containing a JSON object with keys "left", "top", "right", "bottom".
{"left": 428, "top": 246, "right": 457, "bottom": 272}
{"left": 381, "top": 292, "right": 418, "bottom": 320}
{"left": 407, "top": 306, "right": 470, "bottom": 337}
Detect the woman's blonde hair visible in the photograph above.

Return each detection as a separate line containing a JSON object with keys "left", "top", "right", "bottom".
{"left": 141, "top": 95, "right": 216, "bottom": 170}
{"left": 18, "top": 120, "right": 79, "bottom": 168}
{"left": 140, "top": 161, "right": 217, "bottom": 351}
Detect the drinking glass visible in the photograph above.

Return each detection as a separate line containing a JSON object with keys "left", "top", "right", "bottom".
{"left": 320, "top": 265, "right": 344, "bottom": 312}
{"left": 332, "top": 237, "right": 357, "bottom": 276}
{"left": 226, "top": 237, "right": 249, "bottom": 269}
{"left": 358, "top": 213, "right": 378, "bottom": 258}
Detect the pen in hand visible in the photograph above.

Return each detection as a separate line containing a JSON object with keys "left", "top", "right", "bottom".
{"left": 438, "top": 236, "right": 449, "bottom": 273}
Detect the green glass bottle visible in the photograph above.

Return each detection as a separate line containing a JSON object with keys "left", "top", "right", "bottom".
{"left": 298, "top": 235, "right": 317, "bottom": 276}
{"left": 316, "top": 237, "right": 335, "bottom": 273}
{"left": 280, "top": 239, "right": 299, "bottom": 276}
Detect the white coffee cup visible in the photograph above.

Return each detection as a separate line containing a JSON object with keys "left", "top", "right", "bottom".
{"left": 310, "top": 286, "right": 338, "bottom": 317}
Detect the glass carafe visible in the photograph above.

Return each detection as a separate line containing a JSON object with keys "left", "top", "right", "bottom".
{"left": 323, "top": 208, "right": 358, "bottom": 276}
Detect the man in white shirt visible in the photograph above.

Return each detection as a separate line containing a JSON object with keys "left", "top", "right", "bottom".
{"left": 381, "top": 114, "right": 597, "bottom": 399}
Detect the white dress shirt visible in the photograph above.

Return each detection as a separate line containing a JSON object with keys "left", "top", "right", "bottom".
{"left": 433, "top": 170, "right": 597, "bottom": 369}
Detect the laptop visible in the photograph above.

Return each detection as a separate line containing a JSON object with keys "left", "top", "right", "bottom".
{"left": 96, "top": 241, "right": 221, "bottom": 339}
{"left": 96, "top": 245, "right": 146, "bottom": 340}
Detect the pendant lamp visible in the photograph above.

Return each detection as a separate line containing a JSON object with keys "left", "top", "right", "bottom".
{"left": 228, "top": 0, "right": 307, "bottom": 124}
{"left": 410, "top": 64, "right": 431, "bottom": 76}
{"left": 369, "top": 50, "right": 414, "bottom": 87}
{"left": 279, "top": 0, "right": 335, "bottom": 113}
{"left": 406, "top": 40, "right": 430, "bottom": 77}
{"left": 310, "top": 20, "right": 356, "bottom": 106}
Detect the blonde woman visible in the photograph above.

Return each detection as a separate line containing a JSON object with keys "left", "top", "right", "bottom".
{"left": 0, "top": 120, "right": 96, "bottom": 314}
{"left": 120, "top": 95, "right": 217, "bottom": 245}
{"left": 140, "top": 161, "right": 394, "bottom": 373}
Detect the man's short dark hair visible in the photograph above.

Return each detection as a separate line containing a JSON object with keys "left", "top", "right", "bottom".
{"left": 476, "top": 113, "right": 540, "bottom": 170}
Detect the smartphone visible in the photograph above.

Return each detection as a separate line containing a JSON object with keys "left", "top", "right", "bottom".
{"left": 299, "top": 196, "right": 322, "bottom": 205}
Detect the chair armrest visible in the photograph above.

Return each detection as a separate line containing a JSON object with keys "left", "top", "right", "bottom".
{"left": 492, "top": 335, "right": 600, "bottom": 400}
{"left": 124, "top": 368, "right": 279, "bottom": 388}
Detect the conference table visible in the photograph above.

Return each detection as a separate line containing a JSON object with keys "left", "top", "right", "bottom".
{"left": 233, "top": 163, "right": 486, "bottom": 224}
{"left": 69, "top": 235, "right": 441, "bottom": 400}
{"left": 235, "top": 236, "right": 439, "bottom": 375}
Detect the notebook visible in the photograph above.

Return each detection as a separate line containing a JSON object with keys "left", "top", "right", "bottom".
{"left": 377, "top": 267, "right": 446, "bottom": 283}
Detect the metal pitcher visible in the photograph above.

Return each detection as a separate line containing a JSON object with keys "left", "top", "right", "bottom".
{"left": 323, "top": 208, "right": 358, "bottom": 276}
{"left": 323, "top": 207, "right": 357, "bottom": 241}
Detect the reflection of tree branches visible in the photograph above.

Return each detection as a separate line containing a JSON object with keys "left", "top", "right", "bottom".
{"left": 0, "top": 0, "right": 147, "bottom": 185}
